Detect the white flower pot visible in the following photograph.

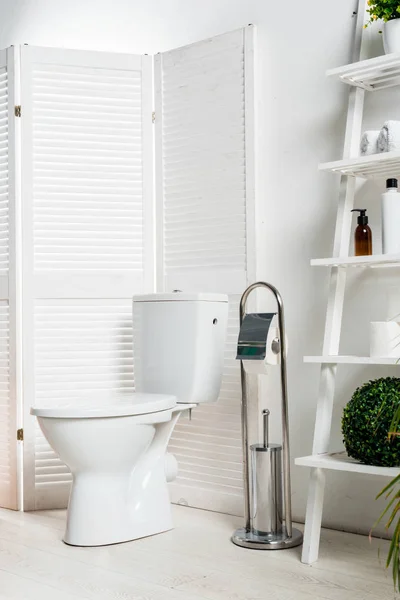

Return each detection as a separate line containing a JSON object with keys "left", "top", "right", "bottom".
{"left": 383, "top": 18, "right": 400, "bottom": 54}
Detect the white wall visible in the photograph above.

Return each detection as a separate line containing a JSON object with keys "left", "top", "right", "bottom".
{"left": 0, "top": 0, "right": 393, "bottom": 536}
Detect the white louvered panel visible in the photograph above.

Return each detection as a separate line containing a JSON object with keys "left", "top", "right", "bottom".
{"left": 35, "top": 421, "right": 70, "bottom": 484}
{"left": 161, "top": 30, "right": 246, "bottom": 274}
{"left": 34, "top": 300, "right": 134, "bottom": 400}
{"left": 156, "top": 28, "right": 255, "bottom": 515}
{"left": 33, "top": 299, "right": 134, "bottom": 509}
{"left": 0, "top": 47, "right": 16, "bottom": 511}
{"left": 0, "top": 66, "right": 9, "bottom": 274}
{"left": 32, "top": 63, "right": 143, "bottom": 272}
{"left": 20, "top": 47, "right": 153, "bottom": 510}
{"left": 0, "top": 303, "right": 12, "bottom": 494}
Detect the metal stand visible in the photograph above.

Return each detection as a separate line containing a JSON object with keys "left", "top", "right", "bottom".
{"left": 231, "top": 282, "right": 303, "bottom": 550}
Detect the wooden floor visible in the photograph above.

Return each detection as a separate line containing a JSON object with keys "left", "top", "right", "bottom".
{"left": 0, "top": 504, "right": 394, "bottom": 599}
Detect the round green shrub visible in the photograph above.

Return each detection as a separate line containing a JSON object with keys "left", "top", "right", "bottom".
{"left": 342, "top": 377, "right": 400, "bottom": 467}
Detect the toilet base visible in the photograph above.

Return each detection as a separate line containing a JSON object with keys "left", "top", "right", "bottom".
{"left": 63, "top": 462, "right": 174, "bottom": 547}
{"left": 63, "top": 522, "right": 173, "bottom": 547}
{"left": 35, "top": 406, "right": 196, "bottom": 547}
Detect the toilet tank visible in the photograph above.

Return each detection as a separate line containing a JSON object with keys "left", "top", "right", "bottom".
{"left": 132, "top": 293, "right": 228, "bottom": 404}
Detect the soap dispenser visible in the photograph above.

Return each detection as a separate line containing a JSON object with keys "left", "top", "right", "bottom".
{"left": 351, "top": 209, "right": 372, "bottom": 256}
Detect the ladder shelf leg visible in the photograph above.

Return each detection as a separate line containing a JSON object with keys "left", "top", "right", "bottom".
{"left": 301, "top": 467, "right": 326, "bottom": 564}
{"left": 302, "top": 364, "right": 338, "bottom": 562}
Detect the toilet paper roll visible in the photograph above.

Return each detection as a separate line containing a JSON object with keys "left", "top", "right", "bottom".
{"left": 242, "top": 327, "right": 287, "bottom": 375}
{"left": 370, "top": 321, "right": 400, "bottom": 358}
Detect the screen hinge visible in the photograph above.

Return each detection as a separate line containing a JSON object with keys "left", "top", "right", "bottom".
{"left": 152, "top": 111, "right": 156, "bottom": 124}
{"left": 14, "top": 105, "right": 21, "bottom": 118}
{"left": 17, "top": 428, "right": 23, "bottom": 441}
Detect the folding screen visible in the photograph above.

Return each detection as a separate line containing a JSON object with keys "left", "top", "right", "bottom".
{"left": 0, "top": 26, "right": 255, "bottom": 513}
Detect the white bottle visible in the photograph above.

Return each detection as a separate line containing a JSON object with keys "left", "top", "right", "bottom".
{"left": 382, "top": 178, "right": 400, "bottom": 254}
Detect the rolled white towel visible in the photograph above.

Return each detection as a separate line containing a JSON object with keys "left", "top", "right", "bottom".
{"left": 377, "top": 120, "right": 400, "bottom": 153}
{"left": 360, "top": 130, "right": 380, "bottom": 156}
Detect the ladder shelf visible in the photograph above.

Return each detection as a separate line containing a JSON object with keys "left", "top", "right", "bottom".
{"left": 298, "top": 0, "right": 400, "bottom": 565}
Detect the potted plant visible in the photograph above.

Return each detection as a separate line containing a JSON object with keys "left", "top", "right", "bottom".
{"left": 366, "top": 0, "right": 400, "bottom": 54}
{"left": 342, "top": 378, "right": 400, "bottom": 590}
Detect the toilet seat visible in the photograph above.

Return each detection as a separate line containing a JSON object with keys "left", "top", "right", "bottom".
{"left": 30, "top": 393, "right": 177, "bottom": 419}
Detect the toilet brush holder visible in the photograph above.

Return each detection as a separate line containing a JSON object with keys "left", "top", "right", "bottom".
{"left": 231, "top": 281, "right": 303, "bottom": 550}
{"left": 250, "top": 410, "right": 283, "bottom": 538}
{"left": 250, "top": 441, "right": 283, "bottom": 537}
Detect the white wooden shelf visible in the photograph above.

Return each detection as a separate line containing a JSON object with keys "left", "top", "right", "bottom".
{"left": 319, "top": 150, "right": 400, "bottom": 179}
{"left": 328, "top": 52, "right": 400, "bottom": 91}
{"left": 295, "top": 452, "right": 400, "bottom": 477}
{"left": 304, "top": 355, "right": 400, "bottom": 365}
{"left": 300, "top": 4, "right": 399, "bottom": 566}
{"left": 311, "top": 253, "right": 400, "bottom": 268}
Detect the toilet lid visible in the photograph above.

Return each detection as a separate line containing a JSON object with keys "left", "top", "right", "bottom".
{"left": 30, "top": 393, "right": 177, "bottom": 419}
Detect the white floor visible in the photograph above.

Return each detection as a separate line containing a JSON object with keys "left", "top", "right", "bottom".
{"left": 0, "top": 504, "right": 394, "bottom": 599}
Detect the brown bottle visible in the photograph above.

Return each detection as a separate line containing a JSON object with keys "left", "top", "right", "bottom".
{"left": 351, "top": 209, "right": 372, "bottom": 256}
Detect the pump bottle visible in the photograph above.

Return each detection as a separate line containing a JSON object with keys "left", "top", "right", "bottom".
{"left": 351, "top": 209, "right": 372, "bottom": 256}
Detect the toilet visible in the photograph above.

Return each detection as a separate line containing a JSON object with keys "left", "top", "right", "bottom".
{"left": 31, "top": 292, "right": 228, "bottom": 547}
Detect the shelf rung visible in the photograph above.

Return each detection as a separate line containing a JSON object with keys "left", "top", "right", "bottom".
{"left": 319, "top": 150, "right": 400, "bottom": 180}
{"left": 295, "top": 452, "right": 400, "bottom": 477}
{"left": 327, "top": 52, "right": 400, "bottom": 92}
{"left": 304, "top": 355, "right": 400, "bottom": 365}
{"left": 311, "top": 253, "right": 400, "bottom": 268}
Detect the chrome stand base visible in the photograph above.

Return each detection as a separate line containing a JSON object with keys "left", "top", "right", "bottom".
{"left": 231, "top": 527, "right": 303, "bottom": 550}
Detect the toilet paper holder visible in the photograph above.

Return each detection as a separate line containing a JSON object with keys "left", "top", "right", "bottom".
{"left": 236, "top": 313, "right": 280, "bottom": 361}
{"left": 231, "top": 281, "right": 303, "bottom": 550}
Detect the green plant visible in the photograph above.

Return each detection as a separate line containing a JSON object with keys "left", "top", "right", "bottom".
{"left": 342, "top": 377, "right": 400, "bottom": 467}
{"left": 345, "top": 380, "right": 400, "bottom": 590}
{"left": 375, "top": 404, "right": 400, "bottom": 591}
{"left": 365, "top": 0, "right": 400, "bottom": 27}
{"left": 375, "top": 473, "right": 400, "bottom": 591}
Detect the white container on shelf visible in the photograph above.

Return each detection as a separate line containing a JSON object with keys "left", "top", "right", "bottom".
{"left": 383, "top": 19, "right": 400, "bottom": 55}
{"left": 382, "top": 178, "right": 400, "bottom": 254}
{"left": 370, "top": 321, "right": 400, "bottom": 358}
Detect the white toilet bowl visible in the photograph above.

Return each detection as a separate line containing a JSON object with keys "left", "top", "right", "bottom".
{"left": 32, "top": 394, "right": 192, "bottom": 546}
{"left": 31, "top": 293, "right": 228, "bottom": 547}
